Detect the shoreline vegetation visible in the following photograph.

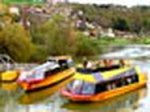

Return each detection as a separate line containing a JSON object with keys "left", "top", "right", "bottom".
{"left": 0, "top": 3, "right": 149, "bottom": 62}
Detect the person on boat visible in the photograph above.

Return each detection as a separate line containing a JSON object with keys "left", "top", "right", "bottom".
{"left": 83, "top": 57, "right": 92, "bottom": 69}
{"left": 119, "top": 59, "right": 131, "bottom": 66}
{"left": 103, "top": 59, "right": 113, "bottom": 68}
{"left": 83, "top": 57, "right": 88, "bottom": 69}
{"left": 86, "top": 61, "right": 92, "bottom": 69}
{"left": 119, "top": 59, "right": 125, "bottom": 66}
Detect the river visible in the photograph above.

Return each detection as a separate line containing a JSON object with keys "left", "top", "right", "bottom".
{"left": 0, "top": 60, "right": 150, "bottom": 112}
{"left": 1, "top": 46, "right": 150, "bottom": 112}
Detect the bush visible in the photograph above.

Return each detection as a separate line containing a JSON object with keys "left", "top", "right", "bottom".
{"left": 112, "top": 18, "right": 129, "bottom": 31}
{"left": 75, "top": 32, "right": 100, "bottom": 57}
{"left": 29, "top": 45, "right": 48, "bottom": 62}
{"left": 33, "top": 14, "right": 77, "bottom": 56}
{"left": 0, "top": 23, "right": 34, "bottom": 62}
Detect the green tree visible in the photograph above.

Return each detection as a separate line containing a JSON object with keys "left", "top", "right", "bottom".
{"left": 0, "top": 23, "right": 34, "bottom": 62}
{"left": 112, "top": 18, "right": 129, "bottom": 31}
{"left": 143, "top": 19, "right": 150, "bottom": 32}
{"left": 75, "top": 32, "right": 99, "bottom": 57}
{"left": 35, "top": 14, "right": 77, "bottom": 56}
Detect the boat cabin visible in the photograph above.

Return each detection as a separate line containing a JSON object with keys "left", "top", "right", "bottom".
{"left": 18, "top": 56, "right": 74, "bottom": 82}
{"left": 66, "top": 67, "right": 139, "bottom": 95}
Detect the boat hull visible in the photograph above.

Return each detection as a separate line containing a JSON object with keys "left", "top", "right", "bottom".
{"left": 61, "top": 81, "right": 147, "bottom": 102}
{"left": 18, "top": 75, "right": 74, "bottom": 104}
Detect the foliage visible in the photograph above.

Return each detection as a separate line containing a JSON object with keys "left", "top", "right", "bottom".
{"left": 71, "top": 3, "right": 150, "bottom": 33}
{"left": 75, "top": 32, "right": 100, "bottom": 57}
{"left": 32, "top": 14, "right": 77, "bottom": 56}
{"left": 139, "top": 37, "right": 150, "bottom": 44}
{"left": 112, "top": 18, "right": 129, "bottom": 31}
{"left": 0, "top": 23, "right": 34, "bottom": 62}
{"left": 32, "top": 14, "right": 101, "bottom": 60}
{"left": 0, "top": 4, "right": 149, "bottom": 62}
{"left": 29, "top": 45, "right": 48, "bottom": 62}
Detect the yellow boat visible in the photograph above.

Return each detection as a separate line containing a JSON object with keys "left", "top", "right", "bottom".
{"left": 0, "top": 70, "right": 19, "bottom": 82}
{"left": 61, "top": 66, "right": 147, "bottom": 102}
{"left": 0, "top": 54, "right": 19, "bottom": 82}
{"left": 17, "top": 56, "right": 75, "bottom": 92}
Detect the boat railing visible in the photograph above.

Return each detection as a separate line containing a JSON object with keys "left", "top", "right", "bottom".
{"left": 77, "top": 65, "right": 121, "bottom": 74}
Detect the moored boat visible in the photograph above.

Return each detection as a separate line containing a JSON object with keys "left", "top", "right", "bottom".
{"left": 61, "top": 66, "right": 147, "bottom": 102}
{"left": 0, "top": 71, "right": 19, "bottom": 82}
{"left": 17, "top": 56, "right": 75, "bottom": 92}
{"left": 0, "top": 54, "right": 19, "bottom": 82}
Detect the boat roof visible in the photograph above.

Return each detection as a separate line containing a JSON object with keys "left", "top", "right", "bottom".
{"left": 74, "top": 66, "right": 140, "bottom": 84}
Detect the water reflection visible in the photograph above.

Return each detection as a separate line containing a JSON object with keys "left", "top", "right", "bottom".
{"left": 0, "top": 83, "right": 19, "bottom": 112}
{"left": 0, "top": 81, "right": 148, "bottom": 112}
{"left": 0, "top": 82, "right": 18, "bottom": 92}
{"left": 18, "top": 76, "right": 72, "bottom": 105}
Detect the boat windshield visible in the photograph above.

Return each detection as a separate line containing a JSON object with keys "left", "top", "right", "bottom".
{"left": 33, "top": 61, "right": 59, "bottom": 72}
{"left": 47, "top": 57, "right": 74, "bottom": 68}
{"left": 67, "top": 58, "right": 74, "bottom": 67}
{"left": 19, "top": 61, "right": 60, "bottom": 81}
{"left": 67, "top": 80, "right": 95, "bottom": 95}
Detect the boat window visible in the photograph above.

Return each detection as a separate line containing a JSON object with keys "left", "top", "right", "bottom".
{"left": 67, "top": 80, "right": 95, "bottom": 95}
{"left": 131, "top": 75, "right": 139, "bottom": 83}
{"left": 58, "top": 59, "right": 74, "bottom": 69}
{"left": 27, "top": 70, "right": 45, "bottom": 81}
{"left": 31, "top": 61, "right": 60, "bottom": 78}
{"left": 126, "top": 78, "right": 132, "bottom": 84}
{"left": 107, "top": 82, "right": 117, "bottom": 90}
{"left": 123, "top": 69, "right": 139, "bottom": 85}
{"left": 0, "top": 59, "right": 3, "bottom": 63}
{"left": 33, "top": 61, "right": 59, "bottom": 72}
{"left": 107, "top": 84, "right": 112, "bottom": 90}
{"left": 114, "top": 74, "right": 139, "bottom": 89}
{"left": 58, "top": 60, "right": 68, "bottom": 69}
{"left": 95, "top": 83, "right": 107, "bottom": 93}
{"left": 19, "top": 70, "right": 45, "bottom": 82}
{"left": 1, "top": 56, "right": 8, "bottom": 62}
{"left": 76, "top": 68, "right": 92, "bottom": 74}
{"left": 67, "top": 58, "right": 74, "bottom": 67}
{"left": 81, "top": 82, "right": 95, "bottom": 95}
{"left": 69, "top": 80, "right": 84, "bottom": 94}
{"left": 67, "top": 81, "right": 74, "bottom": 91}
{"left": 94, "top": 69, "right": 139, "bottom": 94}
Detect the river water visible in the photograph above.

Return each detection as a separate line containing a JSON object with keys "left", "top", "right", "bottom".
{"left": 0, "top": 60, "right": 150, "bottom": 112}
{"left": 1, "top": 46, "right": 150, "bottom": 112}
